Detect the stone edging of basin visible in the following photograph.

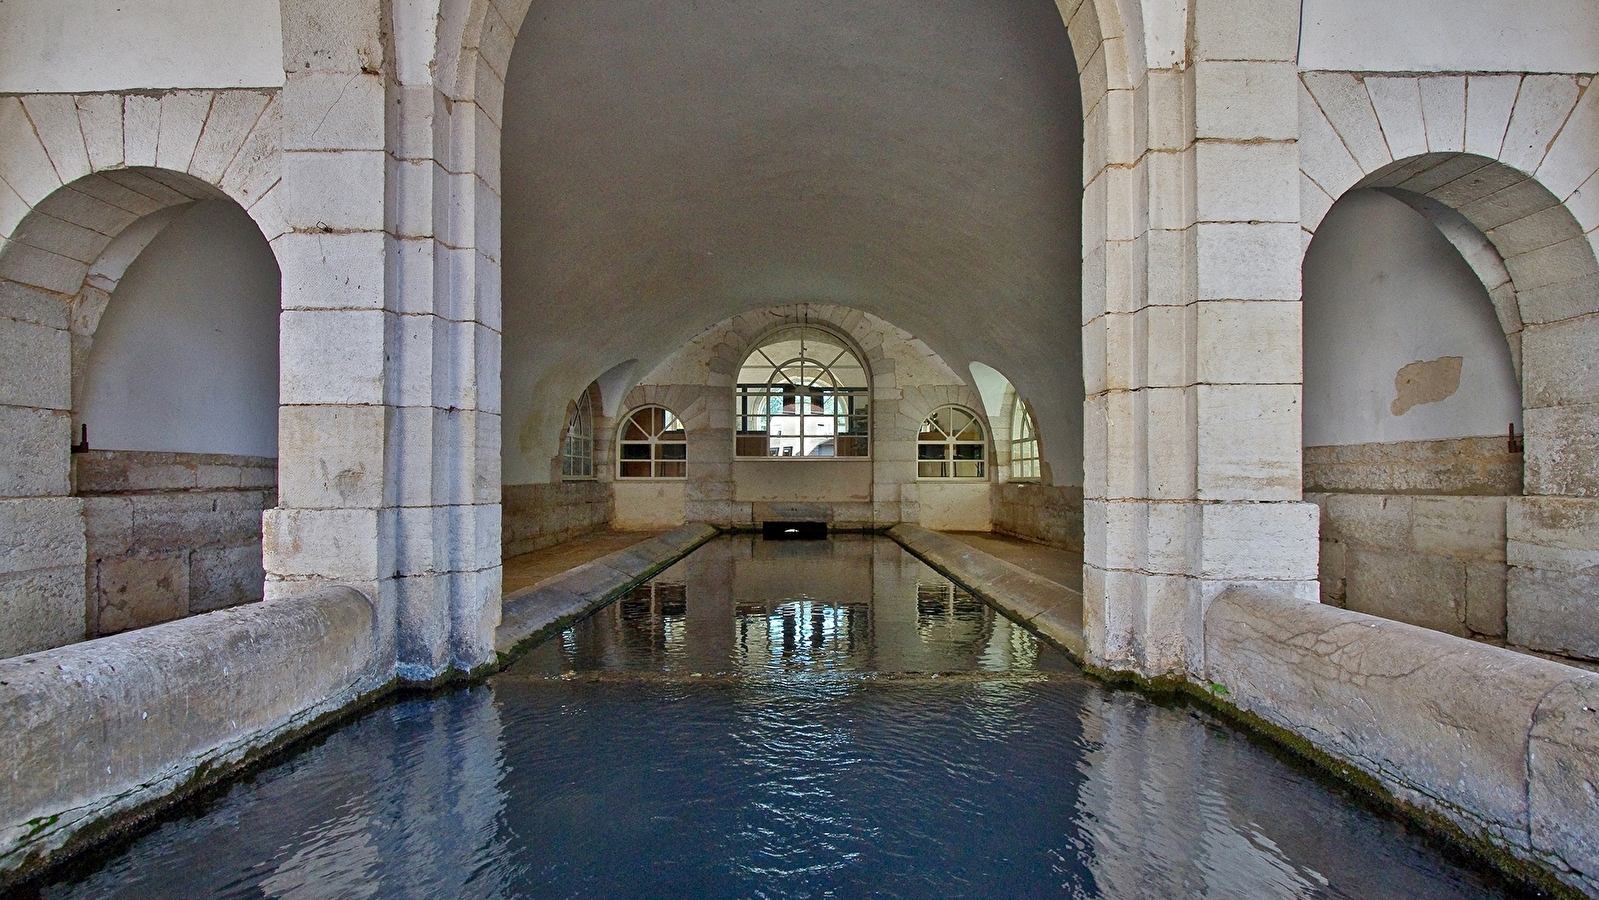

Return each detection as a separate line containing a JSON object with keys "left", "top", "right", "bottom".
{"left": 493, "top": 523, "right": 721, "bottom": 665}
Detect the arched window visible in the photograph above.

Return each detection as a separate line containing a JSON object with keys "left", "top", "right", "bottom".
{"left": 618, "top": 406, "right": 687, "bottom": 478}
{"left": 561, "top": 391, "right": 594, "bottom": 479}
{"left": 735, "top": 325, "right": 869, "bottom": 458}
{"left": 1010, "top": 403, "right": 1040, "bottom": 481}
{"left": 918, "top": 406, "right": 986, "bottom": 478}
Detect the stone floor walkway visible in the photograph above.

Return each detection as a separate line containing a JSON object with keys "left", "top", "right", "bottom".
{"left": 502, "top": 530, "right": 665, "bottom": 596}
{"left": 938, "top": 531, "right": 1084, "bottom": 591}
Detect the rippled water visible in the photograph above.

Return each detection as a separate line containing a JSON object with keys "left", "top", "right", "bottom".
{"left": 33, "top": 536, "right": 1530, "bottom": 899}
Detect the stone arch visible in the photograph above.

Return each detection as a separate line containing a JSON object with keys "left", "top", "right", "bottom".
{"left": 1300, "top": 73, "right": 1599, "bottom": 659}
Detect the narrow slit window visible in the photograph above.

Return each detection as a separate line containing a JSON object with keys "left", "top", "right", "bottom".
{"left": 561, "top": 392, "right": 594, "bottom": 479}
{"left": 917, "top": 406, "right": 987, "bottom": 479}
{"left": 618, "top": 405, "right": 687, "bottom": 479}
{"left": 1010, "top": 403, "right": 1040, "bottom": 481}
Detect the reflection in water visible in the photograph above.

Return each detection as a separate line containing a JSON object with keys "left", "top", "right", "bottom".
{"left": 39, "top": 537, "right": 1532, "bottom": 900}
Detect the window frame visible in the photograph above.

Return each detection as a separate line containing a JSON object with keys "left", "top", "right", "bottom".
{"left": 916, "top": 405, "right": 988, "bottom": 480}
{"left": 560, "top": 391, "right": 595, "bottom": 480}
{"left": 617, "top": 405, "right": 688, "bottom": 480}
{"left": 734, "top": 324, "right": 870, "bottom": 460}
{"left": 1009, "top": 401, "right": 1041, "bottom": 482}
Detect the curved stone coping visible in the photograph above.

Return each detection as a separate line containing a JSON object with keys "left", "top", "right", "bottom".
{"left": 495, "top": 523, "right": 720, "bottom": 660}
{"left": 887, "top": 524, "right": 1085, "bottom": 660}
{"left": 1207, "top": 586, "right": 1599, "bottom": 897}
{"left": 0, "top": 586, "right": 382, "bottom": 881}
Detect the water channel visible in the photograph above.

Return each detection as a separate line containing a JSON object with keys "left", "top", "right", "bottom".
{"left": 31, "top": 536, "right": 1532, "bottom": 899}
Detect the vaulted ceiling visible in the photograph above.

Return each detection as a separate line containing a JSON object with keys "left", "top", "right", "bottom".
{"left": 501, "top": 0, "right": 1082, "bottom": 483}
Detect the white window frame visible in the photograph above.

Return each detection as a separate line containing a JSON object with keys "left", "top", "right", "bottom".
{"left": 617, "top": 405, "right": 688, "bottom": 479}
{"left": 561, "top": 391, "right": 595, "bottom": 480}
{"left": 1009, "top": 402, "right": 1041, "bottom": 482}
{"left": 917, "top": 405, "right": 988, "bottom": 479}
{"left": 734, "top": 325, "right": 870, "bottom": 460}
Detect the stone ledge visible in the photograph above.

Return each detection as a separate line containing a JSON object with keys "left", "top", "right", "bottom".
{"left": 887, "top": 523, "right": 1086, "bottom": 660}
{"left": 494, "top": 523, "right": 718, "bottom": 660}
{"left": 0, "top": 586, "right": 383, "bottom": 884}
{"left": 1205, "top": 585, "right": 1599, "bottom": 898}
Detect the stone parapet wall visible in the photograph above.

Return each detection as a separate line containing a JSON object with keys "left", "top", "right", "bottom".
{"left": 991, "top": 482, "right": 1084, "bottom": 551}
{"left": 502, "top": 481, "right": 613, "bottom": 557}
{"left": 1206, "top": 586, "right": 1599, "bottom": 898}
{"left": 1309, "top": 491, "right": 1507, "bottom": 639}
{"left": 0, "top": 586, "right": 382, "bottom": 882}
{"left": 76, "top": 451, "right": 275, "bottom": 637}
{"left": 1305, "top": 438, "right": 1522, "bottom": 495}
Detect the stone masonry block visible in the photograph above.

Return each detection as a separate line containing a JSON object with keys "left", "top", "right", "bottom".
{"left": 0, "top": 406, "right": 70, "bottom": 497}
{"left": 94, "top": 552, "right": 188, "bottom": 635}
{"left": 1345, "top": 547, "right": 1467, "bottom": 636}
{"left": 0, "top": 98, "right": 62, "bottom": 206}
{"left": 1537, "top": 86, "right": 1599, "bottom": 202}
{"left": 1196, "top": 222, "right": 1302, "bottom": 300}
{"left": 0, "top": 497, "right": 84, "bottom": 576}
{"left": 276, "top": 231, "right": 386, "bottom": 310}
{"left": 279, "top": 309, "right": 387, "bottom": 405}
{"left": 1195, "top": 61, "right": 1296, "bottom": 141}
{"left": 1508, "top": 567, "right": 1599, "bottom": 660}
{"left": 281, "top": 150, "right": 384, "bottom": 231}
{"left": 20, "top": 95, "right": 91, "bottom": 186}
{"left": 1195, "top": 383, "right": 1301, "bottom": 500}
{"left": 1465, "top": 560, "right": 1507, "bottom": 638}
{"left": 74, "top": 94, "right": 124, "bottom": 172}
{"left": 1200, "top": 501, "right": 1318, "bottom": 581}
{"left": 1321, "top": 492, "right": 1412, "bottom": 548}
{"left": 0, "top": 316, "right": 69, "bottom": 410}
{"left": 284, "top": 72, "right": 385, "bottom": 152}
{"left": 1464, "top": 75, "right": 1521, "bottom": 159}
{"left": 188, "top": 544, "right": 266, "bottom": 613}
{"left": 1523, "top": 316, "right": 1599, "bottom": 409}
{"left": 1419, "top": 75, "right": 1467, "bottom": 154}
{"left": 278, "top": 404, "right": 388, "bottom": 508}
{"left": 154, "top": 91, "right": 214, "bottom": 173}
{"left": 0, "top": 565, "right": 84, "bottom": 657}
{"left": 1195, "top": 141, "right": 1296, "bottom": 223}
{"left": 1195, "top": 300, "right": 1299, "bottom": 385}
{"left": 1191, "top": 0, "right": 1298, "bottom": 61}
{"left": 1524, "top": 403, "right": 1599, "bottom": 497}
{"left": 1144, "top": 386, "right": 1196, "bottom": 500}
{"left": 281, "top": 0, "right": 384, "bottom": 73}
{"left": 218, "top": 95, "right": 282, "bottom": 210}
{"left": 121, "top": 95, "right": 161, "bottom": 168}
{"left": 1365, "top": 76, "right": 1428, "bottom": 162}
{"left": 188, "top": 90, "right": 274, "bottom": 184}
{"left": 1412, "top": 496, "right": 1506, "bottom": 561}
{"left": 1302, "top": 72, "right": 1391, "bottom": 174}
{"left": 1508, "top": 495, "right": 1599, "bottom": 574}
{"left": 263, "top": 507, "right": 380, "bottom": 581}
{"left": 1298, "top": 81, "right": 1365, "bottom": 200}
{"left": 1501, "top": 75, "right": 1582, "bottom": 176}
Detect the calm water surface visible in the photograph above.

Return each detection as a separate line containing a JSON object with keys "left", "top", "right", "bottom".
{"left": 35, "top": 536, "right": 1530, "bottom": 899}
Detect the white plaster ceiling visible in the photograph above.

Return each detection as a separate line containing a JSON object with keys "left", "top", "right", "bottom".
{"left": 502, "top": 0, "right": 1084, "bottom": 484}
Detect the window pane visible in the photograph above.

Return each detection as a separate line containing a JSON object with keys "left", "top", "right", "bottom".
{"left": 954, "top": 460, "right": 983, "bottom": 478}
{"left": 624, "top": 419, "right": 649, "bottom": 441}
{"left": 736, "top": 435, "right": 769, "bottom": 457}
{"left": 621, "top": 443, "right": 651, "bottom": 460}
{"left": 919, "top": 461, "right": 944, "bottom": 478}
{"left": 620, "top": 460, "right": 652, "bottom": 478}
{"left": 656, "top": 461, "right": 686, "bottom": 478}
{"left": 918, "top": 444, "right": 948, "bottom": 461}
{"left": 835, "top": 436, "right": 868, "bottom": 457}
{"left": 657, "top": 443, "right": 687, "bottom": 461}
{"left": 954, "top": 443, "right": 984, "bottom": 461}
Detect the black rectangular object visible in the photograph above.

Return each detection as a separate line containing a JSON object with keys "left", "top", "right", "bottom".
{"left": 762, "top": 521, "right": 828, "bottom": 540}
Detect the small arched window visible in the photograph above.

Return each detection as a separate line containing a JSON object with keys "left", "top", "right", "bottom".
{"left": 618, "top": 406, "right": 686, "bottom": 478}
{"left": 918, "top": 406, "right": 986, "bottom": 479}
{"left": 735, "top": 325, "right": 869, "bottom": 458}
{"left": 561, "top": 392, "right": 594, "bottom": 479}
{"left": 1010, "top": 403, "right": 1040, "bottom": 481}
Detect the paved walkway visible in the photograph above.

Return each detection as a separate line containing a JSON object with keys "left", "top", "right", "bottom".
{"left": 502, "top": 530, "right": 665, "bottom": 596}
{"left": 939, "top": 531, "right": 1084, "bottom": 591}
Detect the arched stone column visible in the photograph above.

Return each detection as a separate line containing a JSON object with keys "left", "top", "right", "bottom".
{"left": 1300, "top": 72, "right": 1599, "bottom": 658}
{"left": 1084, "top": 0, "right": 1320, "bottom": 678}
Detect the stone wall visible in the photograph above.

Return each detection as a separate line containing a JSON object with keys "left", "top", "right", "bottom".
{"left": 77, "top": 450, "right": 275, "bottom": 636}
{"left": 1305, "top": 438, "right": 1522, "bottom": 495}
{"left": 992, "top": 482, "right": 1085, "bottom": 552}
{"left": 501, "top": 481, "right": 613, "bottom": 557}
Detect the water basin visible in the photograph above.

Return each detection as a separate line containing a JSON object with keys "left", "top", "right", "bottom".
{"left": 30, "top": 535, "right": 1533, "bottom": 899}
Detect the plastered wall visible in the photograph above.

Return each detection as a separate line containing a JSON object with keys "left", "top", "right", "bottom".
{"left": 1299, "top": 0, "right": 1599, "bottom": 75}
{"left": 81, "top": 200, "right": 281, "bottom": 458}
{"left": 0, "top": 0, "right": 285, "bottom": 93}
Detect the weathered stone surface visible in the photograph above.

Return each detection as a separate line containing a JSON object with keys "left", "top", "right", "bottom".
{"left": 1343, "top": 547, "right": 1466, "bottom": 635}
{"left": 94, "top": 552, "right": 188, "bottom": 634}
{"left": 990, "top": 483, "right": 1085, "bottom": 552}
{"left": 74, "top": 450, "right": 276, "bottom": 494}
{"left": 495, "top": 523, "right": 717, "bottom": 656}
{"left": 1305, "top": 438, "right": 1522, "bottom": 495}
{"left": 502, "top": 481, "right": 613, "bottom": 557}
{"left": 0, "top": 497, "right": 84, "bottom": 575}
{"left": 1206, "top": 586, "right": 1582, "bottom": 849}
{"left": 1508, "top": 568, "right": 1599, "bottom": 661}
{"left": 188, "top": 545, "right": 266, "bottom": 613}
{"left": 0, "top": 587, "right": 380, "bottom": 879}
{"left": 1528, "top": 675, "right": 1599, "bottom": 896}
{"left": 0, "top": 567, "right": 84, "bottom": 659}
{"left": 888, "top": 523, "right": 1085, "bottom": 660}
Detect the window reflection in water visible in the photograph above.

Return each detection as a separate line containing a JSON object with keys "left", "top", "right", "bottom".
{"left": 732, "top": 599, "right": 870, "bottom": 673}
